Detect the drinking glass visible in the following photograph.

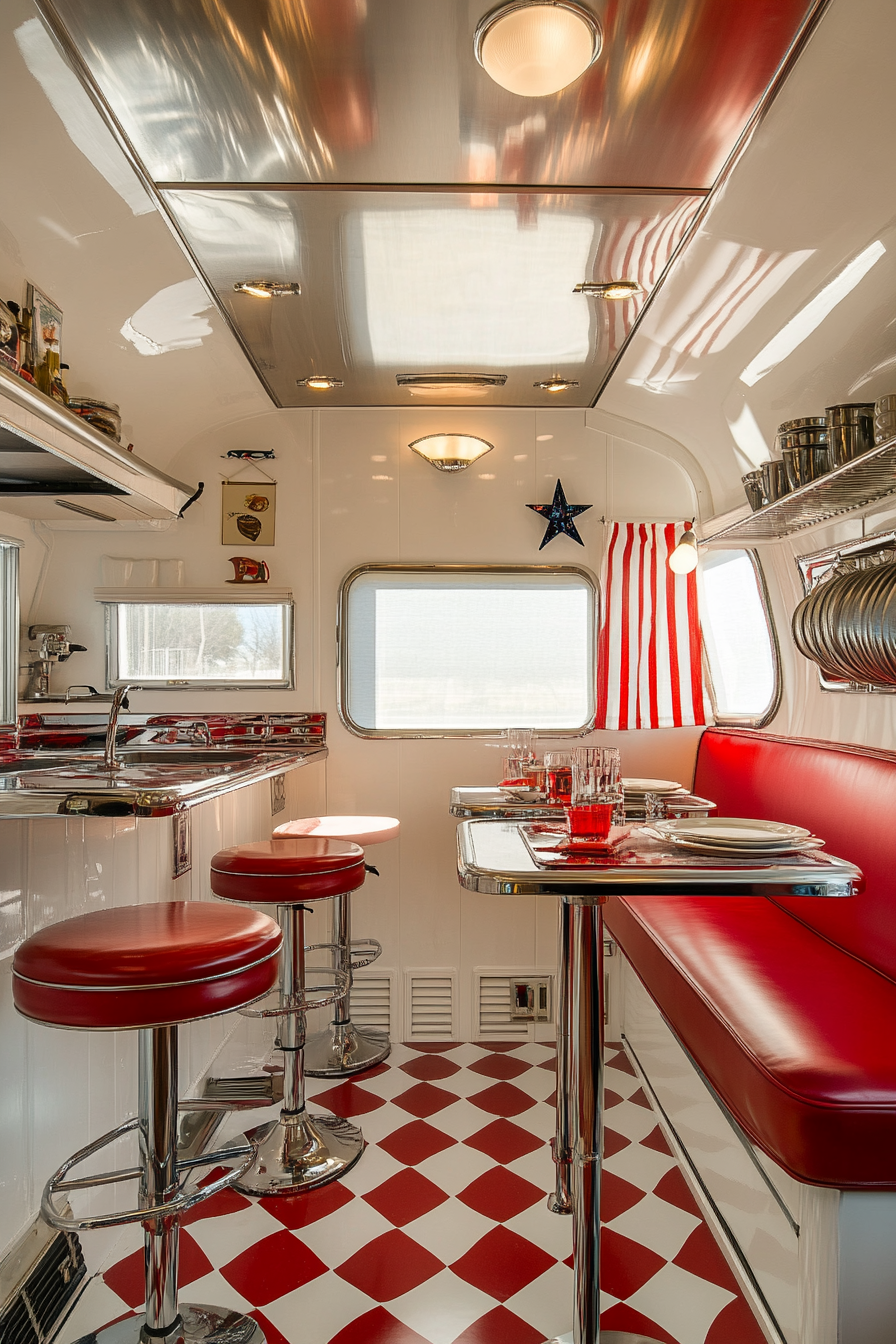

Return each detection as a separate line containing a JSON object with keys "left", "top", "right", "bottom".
{"left": 567, "top": 747, "right": 623, "bottom": 839}
{"left": 545, "top": 750, "right": 573, "bottom": 804}
{"left": 503, "top": 728, "right": 535, "bottom": 762}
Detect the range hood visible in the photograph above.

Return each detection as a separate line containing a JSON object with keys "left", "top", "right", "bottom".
{"left": 0, "top": 366, "right": 195, "bottom": 522}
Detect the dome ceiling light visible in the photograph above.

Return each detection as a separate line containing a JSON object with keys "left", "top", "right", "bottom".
{"left": 474, "top": 2, "right": 601, "bottom": 98}
{"left": 574, "top": 280, "right": 642, "bottom": 299}
{"left": 534, "top": 377, "right": 579, "bottom": 392}
{"left": 297, "top": 375, "right": 344, "bottom": 390}
{"left": 233, "top": 280, "right": 301, "bottom": 298}
{"left": 408, "top": 434, "right": 495, "bottom": 472}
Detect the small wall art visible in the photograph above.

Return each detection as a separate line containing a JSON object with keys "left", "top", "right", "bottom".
{"left": 221, "top": 480, "right": 276, "bottom": 545}
{"left": 227, "top": 556, "right": 270, "bottom": 583}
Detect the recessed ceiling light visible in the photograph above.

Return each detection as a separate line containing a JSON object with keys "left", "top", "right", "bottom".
{"left": 408, "top": 434, "right": 495, "bottom": 472}
{"left": 396, "top": 373, "right": 507, "bottom": 396}
{"left": 534, "top": 377, "right": 579, "bottom": 392}
{"left": 474, "top": 2, "right": 601, "bottom": 97}
{"left": 233, "top": 280, "right": 301, "bottom": 298}
{"left": 297, "top": 375, "right": 344, "bottom": 390}
{"left": 574, "top": 280, "right": 642, "bottom": 299}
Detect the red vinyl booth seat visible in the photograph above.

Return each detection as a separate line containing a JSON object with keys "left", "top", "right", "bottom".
{"left": 605, "top": 727, "right": 896, "bottom": 1189}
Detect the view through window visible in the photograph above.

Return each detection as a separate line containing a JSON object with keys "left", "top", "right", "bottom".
{"left": 341, "top": 567, "right": 595, "bottom": 733}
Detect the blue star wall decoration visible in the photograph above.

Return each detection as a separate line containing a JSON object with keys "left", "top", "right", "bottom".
{"left": 527, "top": 478, "right": 592, "bottom": 549}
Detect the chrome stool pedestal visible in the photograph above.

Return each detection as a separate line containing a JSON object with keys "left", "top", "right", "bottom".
{"left": 304, "top": 895, "right": 389, "bottom": 1076}
{"left": 273, "top": 816, "right": 400, "bottom": 1079}
{"left": 236, "top": 909, "right": 363, "bottom": 1195}
{"left": 211, "top": 837, "right": 369, "bottom": 1196}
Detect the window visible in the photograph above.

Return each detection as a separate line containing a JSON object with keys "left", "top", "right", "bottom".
{"left": 699, "top": 549, "right": 779, "bottom": 725}
{"left": 101, "top": 591, "right": 294, "bottom": 689}
{"left": 339, "top": 565, "right": 596, "bottom": 735}
{"left": 0, "top": 536, "right": 19, "bottom": 725}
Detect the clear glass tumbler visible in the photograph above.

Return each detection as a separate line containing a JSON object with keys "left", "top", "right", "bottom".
{"left": 568, "top": 747, "right": 623, "bottom": 838}
{"left": 545, "top": 750, "right": 573, "bottom": 804}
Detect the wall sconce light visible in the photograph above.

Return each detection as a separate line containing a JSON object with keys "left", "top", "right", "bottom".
{"left": 668, "top": 523, "right": 699, "bottom": 574}
{"left": 408, "top": 434, "right": 495, "bottom": 472}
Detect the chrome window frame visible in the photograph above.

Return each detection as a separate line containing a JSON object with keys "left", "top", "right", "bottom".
{"left": 102, "top": 596, "right": 295, "bottom": 691}
{"left": 0, "top": 535, "right": 20, "bottom": 727}
{"left": 337, "top": 562, "right": 599, "bottom": 739}
{"left": 700, "top": 547, "right": 781, "bottom": 729}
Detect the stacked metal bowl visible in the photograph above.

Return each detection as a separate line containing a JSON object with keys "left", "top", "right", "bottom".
{"left": 792, "top": 562, "right": 896, "bottom": 685}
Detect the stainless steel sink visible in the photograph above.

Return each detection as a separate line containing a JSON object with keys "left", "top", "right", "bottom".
{"left": 115, "top": 748, "right": 261, "bottom": 766}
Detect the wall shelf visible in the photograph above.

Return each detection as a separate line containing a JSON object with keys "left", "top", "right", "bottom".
{"left": 700, "top": 433, "right": 896, "bottom": 543}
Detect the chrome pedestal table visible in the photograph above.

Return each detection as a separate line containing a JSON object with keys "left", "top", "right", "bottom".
{"left": 455, "top": 817, "right": 861, "bottom": 1344}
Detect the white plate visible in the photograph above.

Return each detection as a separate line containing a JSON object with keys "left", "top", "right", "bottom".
{"left": 653, "top": 817, "right": 810, "bottom": 844}
{"left": 663, "top": 834, "right": 824, "bottom": 857}
{"left": 622, "top": 778, "right": 684, "bottom": 795}
{"left": 502, "top": 788, "right": 548, "bottom": 802}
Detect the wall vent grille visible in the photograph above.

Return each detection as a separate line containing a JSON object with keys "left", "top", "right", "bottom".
{"left": 0, "top": 1219, "right": 86, "bottom": 1344}
{"left": 404, "top": 969, "right": 457, "bottom": 1040}
{"left": 477, "top": 975, "right": 531, "bottom": 1039}
{"left": 351, "top": 972, "right": 393, "bottom": 1032}
{"left": 474, "top": 967, "right": 556, "bottom": 1039}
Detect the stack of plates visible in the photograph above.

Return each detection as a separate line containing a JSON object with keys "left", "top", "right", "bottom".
{"left": 651, "top": 817, "right": 823, "bottom": 856}
{"left": 623, "top": 778, "right": 685, "bottom": 797}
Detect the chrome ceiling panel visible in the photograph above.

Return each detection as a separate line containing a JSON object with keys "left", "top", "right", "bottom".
{"left": 43, "top": 0, "right": 815, "bottom": 189}
{"left": 162, "top": 187, "right": 701, "bottom": 406}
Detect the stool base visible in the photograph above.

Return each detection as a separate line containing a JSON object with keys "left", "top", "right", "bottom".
{"left": 303, "top": 1023, "right": 391, "bottom": 1077}
{"left": 70, "top": 1303, "right": 264, "bottom": 1344}
{"left": 234, "top": 1111, "right": 364, "bottom": 1195}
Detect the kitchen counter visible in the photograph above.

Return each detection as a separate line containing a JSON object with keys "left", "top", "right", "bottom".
{"left": 0, "top": 712, "right": 327, "bottom": 818}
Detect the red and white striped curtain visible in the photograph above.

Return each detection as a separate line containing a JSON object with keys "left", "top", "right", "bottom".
{"left": 596, "top": 522, "right": 706, "bottom": 730}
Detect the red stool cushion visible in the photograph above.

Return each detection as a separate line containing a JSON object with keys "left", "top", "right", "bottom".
{"left": 210, "top": 837, "right": 366, "bottom": 905}
{"left": 12, "top": 902, "right": 281, "bottom": 1031}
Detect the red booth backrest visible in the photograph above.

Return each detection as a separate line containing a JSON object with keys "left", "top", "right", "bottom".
{"left": 694, "top": 728, "right": 896, "bottom": 983}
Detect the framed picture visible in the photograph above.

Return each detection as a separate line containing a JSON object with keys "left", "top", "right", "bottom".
{"left": 222, "top": 481, "right": 276, "bottom": 546}
{"left": 27, "top": 282, "right": 62, "bottom": 372}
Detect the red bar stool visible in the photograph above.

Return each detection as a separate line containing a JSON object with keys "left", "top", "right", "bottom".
{"left": 210, "top": 837, "right": 367, "bottom": 1194}
{"left": 12, "top": 902, "right": 282, "bottom": 1344}
{"left": 273, "top": 815, "right": 399, "bottom": 1076}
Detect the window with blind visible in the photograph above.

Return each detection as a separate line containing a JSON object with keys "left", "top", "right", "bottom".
{"left": 339, "top": 565, "right": 596, "bottom": 735}
{"left": 699, "top": 549, "right": 780, "bottom": 726}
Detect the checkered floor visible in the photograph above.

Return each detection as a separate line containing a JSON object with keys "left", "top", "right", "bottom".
{"left": 60, "top": 1042, "right": 767, "bottom": 1344}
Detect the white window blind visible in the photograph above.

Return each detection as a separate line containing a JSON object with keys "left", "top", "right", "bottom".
{"left": 341, "top": 567, "right": 595, "bottom": 734}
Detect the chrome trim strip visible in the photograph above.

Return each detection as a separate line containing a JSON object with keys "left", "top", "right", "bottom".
{"left": 12, "top": 947, "right": 280, "bottom": 993}
{"left": 154, "top": 181, "right": 711, "bottom": 197}
{"left": 336, "top": 561, "right": 599, "bottom": 739}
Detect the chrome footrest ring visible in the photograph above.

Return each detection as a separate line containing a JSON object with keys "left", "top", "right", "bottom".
{"left": 237, "top": 965, "right": 350, "bottom": 1018}
{"left": 349, "top": 937, "right": 382, "bottom": 970}
{"left": 41, "top": 1118, "right": 255, "bottom": 1233}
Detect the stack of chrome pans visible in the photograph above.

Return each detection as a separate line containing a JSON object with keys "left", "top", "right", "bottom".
{"left": 792, "top": 562, "right": 896, "bottom": 685}
{"left": 826, "top": 403, "right": 875, "bottom": 465}
{"left": 778, "top": 417, "right": 830, "bottom": 491}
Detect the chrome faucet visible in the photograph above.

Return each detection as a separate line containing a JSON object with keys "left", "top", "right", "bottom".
{"left": 104, "top": 685, "right": 132, "bottom": 769}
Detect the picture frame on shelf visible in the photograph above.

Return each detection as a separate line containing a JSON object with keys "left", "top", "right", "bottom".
{"left": 27, "top": 282, "right": 62, "bottom": 375}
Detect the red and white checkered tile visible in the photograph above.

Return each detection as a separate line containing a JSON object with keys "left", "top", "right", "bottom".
{"left": 61, "top": 1043, "right": 767, "bottom": 1344}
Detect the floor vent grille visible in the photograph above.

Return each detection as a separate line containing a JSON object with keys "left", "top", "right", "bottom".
{"left": 351, "top": 972, "right": 393, "bottom": 1032}
{"left": 404, "top": 968, "right": 457, "bottom": 1040}
{"left": 0, "top": 1220, "right": 86, "bottom": 1344}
